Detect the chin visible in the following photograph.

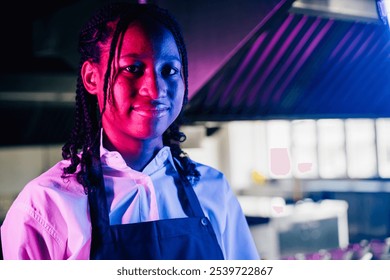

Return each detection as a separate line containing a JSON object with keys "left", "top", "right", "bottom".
{"left": 134, "top": 128, "right": 167, "bottom": 141}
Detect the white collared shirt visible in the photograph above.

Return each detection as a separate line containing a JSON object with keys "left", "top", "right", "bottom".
{"left": 1, "top": 146, "right": 259, "bottom": 260}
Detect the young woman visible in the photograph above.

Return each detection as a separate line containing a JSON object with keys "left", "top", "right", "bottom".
{"left": 0, "top": 2, "right": 259, "bottom": 260}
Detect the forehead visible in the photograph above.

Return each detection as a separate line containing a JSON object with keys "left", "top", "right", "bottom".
{"left": 119, "top": 19, "right": 180, "bottom": 59}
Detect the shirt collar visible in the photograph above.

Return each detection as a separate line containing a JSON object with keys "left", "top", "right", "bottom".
{"left": 142, "top": 146, "right": 176, "bottom": 176}
{"left": 99, "top": 129, "right": 176, "bottom": 174}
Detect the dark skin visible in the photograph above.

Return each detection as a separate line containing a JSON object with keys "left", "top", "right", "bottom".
{"left": 81, "top": 19, "right": 185, "bottom": 171}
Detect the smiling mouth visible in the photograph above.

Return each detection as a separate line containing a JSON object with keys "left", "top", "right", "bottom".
{"left": 132, "top": 104, "right": 170, "bottom": 117}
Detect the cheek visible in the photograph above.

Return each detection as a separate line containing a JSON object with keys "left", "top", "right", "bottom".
{"left": 172, "top": 86, "right": 185, "bottom": 116}
{"left": 173, "top": 79, "right": 185, "bottom": 103}
{"left": 110, "top": 81, "right": 134, "bottom": 107}
{"left": 174, "top": 95, "right": 184, "bottom": 112}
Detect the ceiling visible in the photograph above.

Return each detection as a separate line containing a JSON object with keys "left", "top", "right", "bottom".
{"left": 1, "top": 0, "right": 390, "bottom": 146}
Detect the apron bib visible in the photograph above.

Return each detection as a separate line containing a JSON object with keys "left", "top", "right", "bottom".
{"left": 87, "top": 156, "right": 224, "bottom": 260}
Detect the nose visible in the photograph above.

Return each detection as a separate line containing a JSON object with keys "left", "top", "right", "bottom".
{"left": 138, "top": 70, "right": 166, "bottom": 99}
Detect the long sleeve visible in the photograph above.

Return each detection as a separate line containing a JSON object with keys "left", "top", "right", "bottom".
{"left": 222, "top": 184, "right": 260, "bottom": 259}
{"left": 1, "top": 202, "right": 63, "bottom": 259}
{"left": 0, "top": 161, "right": 91, "bottom": 260}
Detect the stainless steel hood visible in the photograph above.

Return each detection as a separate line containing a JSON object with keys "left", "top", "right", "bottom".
{"left": 185, "top": 0, "right": 390, "bottom": 122}
{"left": 289, "top": 0, "right": 381, "bottom": 22}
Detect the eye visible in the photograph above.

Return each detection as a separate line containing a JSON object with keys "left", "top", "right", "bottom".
{"left": 161, "top": 65, "right": 179, "bottom": 77}
{"left": 125, "top": 64, "right": 144, "bottom": 75}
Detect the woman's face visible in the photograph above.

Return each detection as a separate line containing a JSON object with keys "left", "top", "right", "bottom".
{"left": 95, "top": 19, "right": 185, "bottom": 144}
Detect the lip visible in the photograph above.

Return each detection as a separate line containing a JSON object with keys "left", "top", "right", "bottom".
{"left": 132, "top": 104, "right": 170, "bottom": 118}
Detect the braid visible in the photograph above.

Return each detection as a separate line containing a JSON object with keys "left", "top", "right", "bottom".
{"left": 62, "top": 2, "right": 200, "bottom": 193}
{"left": 62, "top": 3, "right": 116, "bottom": 192}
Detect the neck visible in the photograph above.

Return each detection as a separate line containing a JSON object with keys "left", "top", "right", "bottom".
{"left": 102, "top": 132, "right": 163, "bottom": 171}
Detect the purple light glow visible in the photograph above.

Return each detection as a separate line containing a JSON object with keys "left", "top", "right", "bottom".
{"left": 337, "top": 28, "right": 367, "bottom": 63}
{"left": 272, "top": 19, "right": 334, "bottom": 103}
{"left": 231, "top": 14, "right": 295, "bottom": 108}
{"left": 351, "top": 30, "right": 376, "bottom": 61}
{"left": 206, "top": 75, "right": 225, "bottom": 110}
{"left": 245, "top": 15, "right": 309, "bottom": 107}
{"left": 261, "top": 17, "right": 322, "bottom": 104}
{"left": 218, "top": 33, "right": 267, "bottom": 108}
{"left": 219, "top": 0, "right": 292, "bottom": 109}
{"left": 329, "top": 25, "right": 359, "bottom": 60}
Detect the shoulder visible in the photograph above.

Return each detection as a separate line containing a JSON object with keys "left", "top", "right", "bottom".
{"left": 2, "top": 160, "right": 89, "bottom": 259}
{"left": 23, "top": 159, "right": 86, "bottom": 197}
{"left": 190, "top": 160, "right": 231, "bottom": 195}
{"left": 192, "top": 160, "right": 226, "bottom": 181}
{"left": 10, "top": 160, "right": 86, "bottom": 217}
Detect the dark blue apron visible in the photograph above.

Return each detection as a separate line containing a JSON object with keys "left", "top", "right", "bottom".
{"left": 87, "top": 155, "right": 224, "bottom": 260}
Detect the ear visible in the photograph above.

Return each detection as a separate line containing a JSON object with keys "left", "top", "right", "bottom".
{"left": 81, "top": 60, "right": 99, "bottom": 95}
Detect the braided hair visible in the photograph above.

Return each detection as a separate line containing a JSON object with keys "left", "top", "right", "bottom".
{"left": 62, "top": 2, "right": 200, "bottom": 193}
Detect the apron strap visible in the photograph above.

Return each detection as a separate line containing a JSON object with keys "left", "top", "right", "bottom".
{"left": 87, "top": 148, "right": 112, "bottom": 239}
{"left": 173, "top": 158, "right": 206, "bottom": 218}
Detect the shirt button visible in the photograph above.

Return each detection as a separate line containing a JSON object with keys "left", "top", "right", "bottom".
{"left": 201, "top": 218, "right": 208, "bottom": 226}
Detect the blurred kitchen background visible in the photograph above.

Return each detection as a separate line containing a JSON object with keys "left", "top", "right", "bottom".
{"left": 2, "top": 0, "right": 390, "bottom": 260}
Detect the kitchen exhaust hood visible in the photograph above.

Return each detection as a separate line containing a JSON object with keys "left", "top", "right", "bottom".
{"left": 184, "top": 0, "right": 390, "bottom": 122}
